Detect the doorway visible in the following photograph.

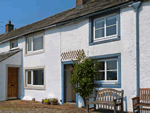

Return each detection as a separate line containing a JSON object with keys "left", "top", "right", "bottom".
{"left": 65, "top": 64, "right": 76, "bottom": 103}
{"left": 7, "top": 67, "right": 19, "bottom": 99}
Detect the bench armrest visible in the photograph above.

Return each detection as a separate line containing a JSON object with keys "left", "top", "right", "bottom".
{"left": 132, "top": 96, "right": 139, "bottom": 106}
{"left": 113, "top": 98, "right": 123, "bottom": 101}
{"left": 113, "top": 97, "right": 123, "bottom": 102}
{"left": 132, "top": 96, "right": 139, "bottom": 100}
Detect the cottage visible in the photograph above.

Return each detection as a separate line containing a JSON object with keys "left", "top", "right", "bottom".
{"left": 0, "top": 0, "right": 150, "bottom": 112}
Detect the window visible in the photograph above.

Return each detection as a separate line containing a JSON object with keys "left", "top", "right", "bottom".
{"left": 95, "top": 58, "right": 118, "bottom": 83}
{"left": 27, "top": 34, "right": 43, "bottom": 54}
{"left": 93, "top": 14, "right": 118, "bottom": 42}
{"left": 26, "top": 69, "right": 44, "bottom": 87}
{"left": 10, "top": 39, "right": 18, "bottom": 49}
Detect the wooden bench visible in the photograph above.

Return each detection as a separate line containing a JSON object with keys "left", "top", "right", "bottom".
{"left": 132, "top": 88, "right": 150, "bottom": 113}
{"left": 86, "top": 89, "right": 124, "bottom": 113}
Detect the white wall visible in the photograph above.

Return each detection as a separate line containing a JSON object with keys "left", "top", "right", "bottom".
{"left": 22, "top": 27, "right": 61, "bottom": 103}
{"left": 0, "top": 1, "right": 149, "bottom": 112}
{"left": 139, "top": 1, "right": 150, "bottom": 88}
{"left": 59, "top": 5, "right": 137, "bottom": 111}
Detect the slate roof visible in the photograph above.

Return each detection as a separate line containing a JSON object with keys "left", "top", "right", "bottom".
{"left": 0, "top": 49, "right": 22, "bottom": 62}
{"left": 0, "top": 0, "right": 134, "bottom": 42}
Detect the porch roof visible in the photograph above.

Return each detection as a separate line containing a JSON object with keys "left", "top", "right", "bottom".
{"left": 0, "top": 49, "right": 22, "bottom": 62}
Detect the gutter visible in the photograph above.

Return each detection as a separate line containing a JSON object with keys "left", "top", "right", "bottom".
{"left": 0, "top": 1, "right": 134, "bottom": 44}
{"left": 132, "top": 1, "right": 141, "bottom": 96}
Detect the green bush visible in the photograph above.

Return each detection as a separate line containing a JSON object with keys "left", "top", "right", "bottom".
{"left": 69, "top": 53, "right": 99, "bottom": 108}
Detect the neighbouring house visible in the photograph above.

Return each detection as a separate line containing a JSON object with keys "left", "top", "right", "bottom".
{"left": 0, "top": 0, "right": 150, "bottom": 112}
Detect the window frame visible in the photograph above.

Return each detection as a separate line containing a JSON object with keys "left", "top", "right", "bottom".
{"left": 93, "top": 13, "right": 118, "bottom": 42}
{"left": 94, "top": 58, "right": 119, "bottom": 84}
{"left": 10, "top": 39, "right": 18, "bottom": 50}
{"left": 26, "top": 69, "right": 44, "bottom": 87}
{"left": 24, "top": 66, "right": 45, "bottom": 90}
{"left": 26, "top": 34, "right": 44, "bottom": 54}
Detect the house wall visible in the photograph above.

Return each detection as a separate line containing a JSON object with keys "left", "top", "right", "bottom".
{"left": 0, "top": 1, "right": 149, "bottom": 112}
{"left": 22, "top": 27, "right": 61, "bottom": 102}
{"left": 139, "top": 1, "right": 150, "bottom": 89}
{"left": 60, "top": 5, "right": 137, "bottom": 112}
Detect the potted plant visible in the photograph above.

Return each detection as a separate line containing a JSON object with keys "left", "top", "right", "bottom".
{"left": 50, "top": 98, "right": 58, "bottom": 105}
{"left": 44, "top": 99, "right": 50, "bottom": 105}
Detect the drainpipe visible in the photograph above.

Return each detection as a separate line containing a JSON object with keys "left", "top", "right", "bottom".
{"left": 132, "top": 1, "right": 141, "bottom": 96}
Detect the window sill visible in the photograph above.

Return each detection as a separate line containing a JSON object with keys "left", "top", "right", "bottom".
{"left": 89, "top": 36, "right": 120, "bottom": 46}
{"left": 25, "top": 50, "right": 45, "bottom": 56}
{"left": 10, "top": 47, "right": 19, "bottom": 51}
{"left": 94, "top": 80, "right": 121, "bottom": 88}
{"left": 24, "top": 86, "right": 46, "bottom": 90}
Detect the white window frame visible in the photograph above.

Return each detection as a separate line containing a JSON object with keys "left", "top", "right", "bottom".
{"left": 26, "top": 69, "right": 44, "bottom": 87}
{"left": 27, "top": 34, "right": 44, "bottom": 54}
{"left": 10, "top": 39, "right": 18, "bottom": 50}
{"left": 93, "top": 13, "right": 119, "bottom": 42}
{"left": 94, "top": 58, "right": 118, "bottom": 84}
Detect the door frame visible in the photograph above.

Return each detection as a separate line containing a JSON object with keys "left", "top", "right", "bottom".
{"left": 6, "top": 64, "right": 21, "bottom": 100}
{"left": 61, "top": 61, "right": 78, "bottom": 107}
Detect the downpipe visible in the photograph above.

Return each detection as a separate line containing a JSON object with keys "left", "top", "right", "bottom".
{"left": 132, "top": 1, "right": 141, "bottom": 96}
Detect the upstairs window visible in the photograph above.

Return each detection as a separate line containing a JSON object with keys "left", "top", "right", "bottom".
{"left": 93, "top": 14, "right": 118, "bottom": 42}
{"left": 10, "top": 39, "right": 18, "bottom": 49}
{"left": 27, "top": 34, "right": 43, "bottom": 54}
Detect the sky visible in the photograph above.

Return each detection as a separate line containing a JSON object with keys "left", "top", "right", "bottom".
{"left": 0, "top": 0, "right": 75, "bottom": 34}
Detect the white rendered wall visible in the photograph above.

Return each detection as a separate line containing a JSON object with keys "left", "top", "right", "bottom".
{"left": 22, "top": 27, "right": 61, "bottom": 103}
{"left": 139, "top": 1, "right": 150, "bottom": 89}
{"left": 60, "top": 6, "right": 137, "bottom": 112}
{"left": 0, "top": 1, "right": 149, "bottom": 112}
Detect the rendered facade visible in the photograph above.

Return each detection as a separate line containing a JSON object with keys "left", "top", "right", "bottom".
{"left": 0, "top": 0, "right": 149, "bottom": 112}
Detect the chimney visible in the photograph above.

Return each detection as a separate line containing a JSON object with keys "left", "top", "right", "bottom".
{"left": 76, "top": 0, "right": 90, "bottom": 7}
{"left": 5, "top": 21, "right": 14, "bottom": 33}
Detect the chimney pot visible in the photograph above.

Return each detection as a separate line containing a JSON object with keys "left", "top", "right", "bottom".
{"left": 76, "top": 0, "right": 90, "bottom": 7}
{"left": 5, "top": 21, "right": 14, "bottom": 33}
{"left": 8, "top": 21, "right": 11, "bottom": 24}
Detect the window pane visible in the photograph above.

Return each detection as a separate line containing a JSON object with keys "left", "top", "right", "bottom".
{"left": 99, "top": 61, "right": 105, "bottom": 70}
{"left": 107, "top": 60, "right": 117, "bottom": 70}
{"left": 33, "top": 36, "right": 43, "bottom": 51}
{"left": 33, "top": 70, "right": 44, "bottom": 85}
{"left": 11, "top": 41, "right": 18, "bottom": 48}
{"left": 96, "top": 72, "right": 105, "bottom": 80}
{"left": 107, "top": 71, "right": 117, "bottom": 80}
{"left": 95, "top": 29, "right": 104, "bottom": 38}
{"left": 95, "top": 20, "right": 104, "bottom": 29}
{"left": 28, "top": 38, "right": 32, "bottom": 51}
{"left": 106, "top": 17, "right": 116, "bottom": 26}
{"left": 28, "top": 71, "right": 31, "bottom": 84}
{"left": 106, "top": 25, "right": 116, "bottom": 36}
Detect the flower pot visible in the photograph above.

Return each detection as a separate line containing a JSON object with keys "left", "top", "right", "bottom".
{"left": 42, "top": 99, "right": 44, "bottom": 104}
{"left": 44, "top": 102, "right": 50, "bottom": 105}
{"left": 50, "top": 101, "right": 57, "bottom": 105}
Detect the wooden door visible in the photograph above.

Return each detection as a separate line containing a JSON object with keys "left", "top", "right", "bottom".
{"left": 7, "top": 67, "right": 18, "bottom": 98}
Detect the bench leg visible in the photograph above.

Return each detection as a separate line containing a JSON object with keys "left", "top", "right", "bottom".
{"left": 114, "top": 104, "right": 116, "bottom": 113}
{"left": 138, "top": 106, "right": 140, "bottom": 113}
{"left": 94, "top": 104, "right": 96, "bottom": 110}
{"left": 121, "top": 103, "right": 123, "bottom": 113}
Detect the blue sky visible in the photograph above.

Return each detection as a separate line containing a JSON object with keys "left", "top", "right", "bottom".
{"left": 0, "top": 0, "right": 75, "bottom": 34}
